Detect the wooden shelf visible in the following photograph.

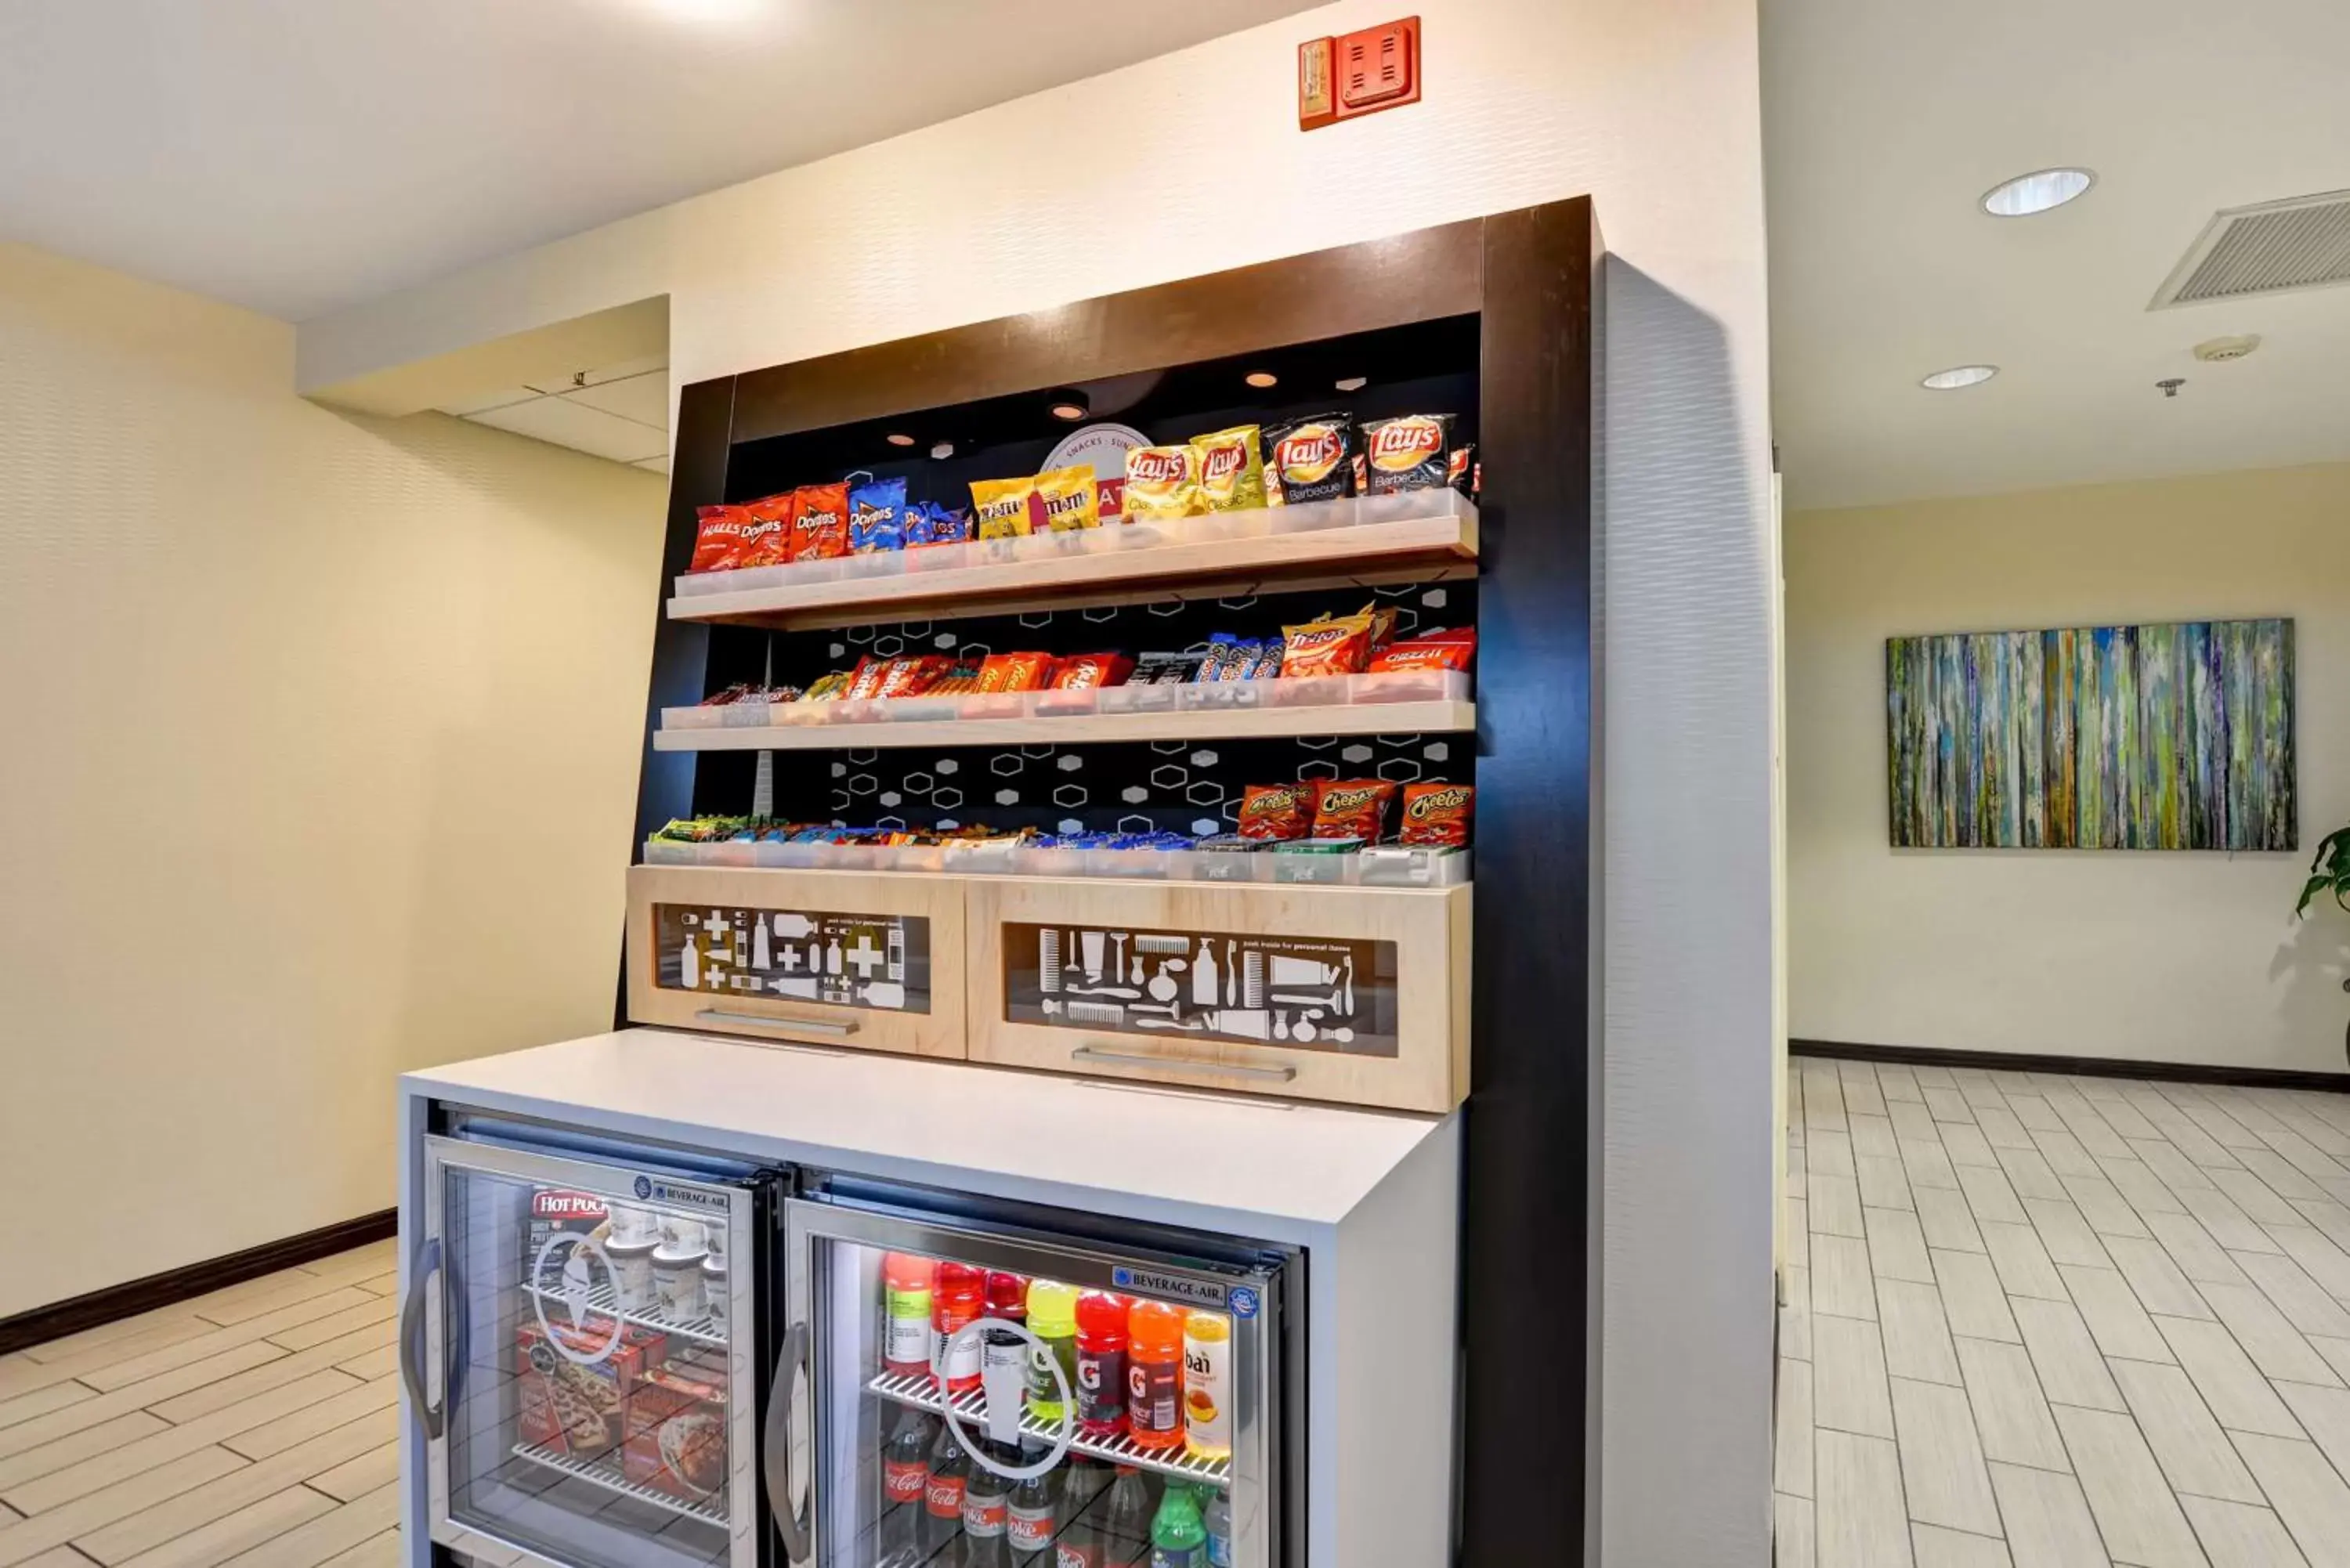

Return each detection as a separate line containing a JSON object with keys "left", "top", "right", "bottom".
{"left": 663, "top": 497, "right": 1477, "bottom": 630}
{"left": 651, "top": 699, "right": 1473, "bottom": 752}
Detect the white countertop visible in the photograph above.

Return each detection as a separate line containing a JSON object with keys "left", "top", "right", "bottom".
{"left": 402, "top": 1028, "right": 1450, "bottom": 1235}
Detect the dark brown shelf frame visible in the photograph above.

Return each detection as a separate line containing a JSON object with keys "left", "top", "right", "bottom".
{"left": 628, "top": 198, "right": 1600, "bottom": 1567}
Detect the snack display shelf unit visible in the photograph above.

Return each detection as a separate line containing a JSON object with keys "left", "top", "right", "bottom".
{"left": 655, "top": 670, "right": 1472, "bottom": 751}
{"left": 642, "top": 839, "right": 1470, "bottom": 889}
{"left": 664, "top": 490, "right": 1477, "bottom": 628}
{"left": 519, "top": 1277, "right": 729, "bottom": 1350}
{"left": 863, "top": 1368, "right": 1231, "bottom": 1490}
{"left": 504, "top": 1439, "right": 729, "bottom": 1527}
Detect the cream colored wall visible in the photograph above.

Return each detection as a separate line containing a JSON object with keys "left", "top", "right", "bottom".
{"left": 296, "top": 5, "right": 1779, "bottom": 1556}
{"left": 0, "top": 244, "right": 665, "bottom": 1316}
{"left": 1787, "top": 464, "right": 2350, "bottom": 1075}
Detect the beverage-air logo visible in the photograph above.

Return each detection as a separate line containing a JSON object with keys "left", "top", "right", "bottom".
{"left": 645, "top": 1180, "right": 727, "bottom": 1212}
{"left": 1127, "top": 448, "right": 1188, "bottom": 484}
{"left": 1368, "top": 415, "right": 1443, "bottom": 470}
{"left": 1276, "top": 426, "right": 1342, "bottom": 481}
{"left": 1111, "top": 1266, "right": 1228, "bottom": 1308}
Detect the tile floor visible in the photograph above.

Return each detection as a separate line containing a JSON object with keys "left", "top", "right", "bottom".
{"left": 0, "top": 1240, "right": 401, "bottom": 1568}
{"left": 1777, "top": 1054, "right": 2350, "bottom": 1568}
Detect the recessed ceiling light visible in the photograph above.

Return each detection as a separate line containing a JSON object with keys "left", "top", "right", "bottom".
{"left": 1920, "top": 365, "right": 1998, "bottom": 391}
{"left": 1048, "top": 401, "right": 1088, "bottom": 421}
{"left": 885, "top": 432, "right": 916, "bottom": 447}
{"left": 1982, "top": 168, "right": 2095, "bottom": 218}
{"left": 1244, "top": 371, "right": 1279, "bottom": 388}
{"left": 930, "top": 441, "right": 956, "bottom": 460}
{"left": 1334, "top": 376, "right": 1368, "bottom": 392}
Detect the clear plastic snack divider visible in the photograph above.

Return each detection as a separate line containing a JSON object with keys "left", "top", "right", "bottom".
{"left": 781, "top": 1196, "right": 1285, "bottom": 1568}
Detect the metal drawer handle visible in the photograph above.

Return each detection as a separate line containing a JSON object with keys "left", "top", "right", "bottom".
{"left": 1071, "top": 1046, "right": 1297, "bottom": 1082}
{"left": 697, "top": 1009, "right": 860, "bottom": 1038}
{"left": 763, "top": 1320, "right": 813, "bottom": 1563}
{"left": 398, "top": 1235, "right": 446, "bottom": 1440}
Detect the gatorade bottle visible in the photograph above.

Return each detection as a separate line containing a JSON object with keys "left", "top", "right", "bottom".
{"left": 1148, "top": 1483, "right": 1207, "bottom": 1568}
{"left": 884, "top": 1254, "right": 936, "bottom": 1378}
{"left": 1025, "top": 1281, "right": 1081, "bottom": 1422}
{"left": 1073, "top": 1292, "right": 1130, "bottom": 1440}
{"left": 1125, "top": 1300, "right": 1185, "bottom": 1451}
{"left": 1181, "top": 1311, "right": 1231, "bottom": 1461}
{"left": 934, "top": 1263, "right": 985, "bottom": 1395}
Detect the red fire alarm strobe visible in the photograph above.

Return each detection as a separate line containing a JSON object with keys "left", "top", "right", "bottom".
{"left": 1300, "top": 16, "right": 1421, "bottom": 131}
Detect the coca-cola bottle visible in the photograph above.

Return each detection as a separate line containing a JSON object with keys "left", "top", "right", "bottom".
{"left": 960, "top": 1443, "right": 1013, "bottom": 1568}
{"left": 1007, "top": 1456, "right": 1059, "bottom": 1563}
{"left": 925, "top": 1418, "right": 971, "bottom": 1556}
{"left": 877, "top": 1409, "right": 935, "bottom": 1567}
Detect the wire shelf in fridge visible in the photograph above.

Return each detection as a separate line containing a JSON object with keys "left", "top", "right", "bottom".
{"left": 506, "top": 1440, "right": 729, "bottom": 1526}
{"left": 866, "top": 1369, "right": 1231, "bottom": 1490}
{"left": 521, "top": 1278, "right": 730, "bottom": 1350}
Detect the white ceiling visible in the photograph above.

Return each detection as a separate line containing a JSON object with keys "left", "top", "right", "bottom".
{"left": 0, "top": 0, "right": 1318, "bottom": 323}
{"left": 1764, "top": 0, "right": 2350, "bottom": 511}
{"left": 443, "top": 356, "right": 672, "bottom": 475}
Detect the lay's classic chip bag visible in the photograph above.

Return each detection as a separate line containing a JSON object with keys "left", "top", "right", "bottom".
{"left": 1122, "top": 445, "right": 1200, "bottom": 521}
{"left": 1190, "top": 425, "right": 1267, "bottom": 511}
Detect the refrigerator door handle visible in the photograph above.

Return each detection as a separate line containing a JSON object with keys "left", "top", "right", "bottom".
{"left": 763, "top": 1317, "right": 813, "bottom": 1564}
{"left": 397, "top": 1235, "right": 446, "bottom": 1441}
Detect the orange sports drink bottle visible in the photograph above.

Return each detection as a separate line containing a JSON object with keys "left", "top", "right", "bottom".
{"left": 1124, "top": 1299, "right": 1186, "bottom": 1451}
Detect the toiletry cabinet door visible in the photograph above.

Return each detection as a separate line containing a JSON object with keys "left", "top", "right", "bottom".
{"left": 964, "top": 876, "right": 1469, "bottom": 1111}
{"left": 625, "top": 865, "right": 967, "bottom": 1059}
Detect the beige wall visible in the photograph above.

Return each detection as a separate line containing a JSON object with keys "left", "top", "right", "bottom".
{"left": 295, "top": 7, "right": 1780, "bottom": 1557}
{"left": 1787, "top": 464, "right": 2350, "bottom": 1075}
{"left": 0, "top": 244, "right": 665, "bottom": 1315}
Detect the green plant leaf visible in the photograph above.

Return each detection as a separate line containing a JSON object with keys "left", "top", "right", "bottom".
{"left": 2302, "top": 874, "right": 2334, "bottom": 918}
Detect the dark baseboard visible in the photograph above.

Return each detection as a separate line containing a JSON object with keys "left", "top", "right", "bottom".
{"left": 0, "top": 1209, "right": 399, "bottom": 1357}
{"left": 1791, "top": 1038, "right": 2350, "bottom": 1095}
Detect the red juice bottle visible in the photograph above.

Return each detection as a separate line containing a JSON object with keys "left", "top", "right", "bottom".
{"left": 933, "top": 1262, "right": 985, "bottom": 1395}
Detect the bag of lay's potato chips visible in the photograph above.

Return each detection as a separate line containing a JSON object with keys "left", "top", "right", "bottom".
{"left": 968, "top": 475, "right": 1038, "bottom": 538}
{"left": 1123, "top": 445, "right": 1200, "bottom": 521}
{"left": 1190, "top": 425, "right": 1267, "bottom": 511}
{"left": 1032, "top": 466, "right": 1100, "bottom": 532}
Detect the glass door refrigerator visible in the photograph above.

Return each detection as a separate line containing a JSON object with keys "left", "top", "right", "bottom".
{"left": 779, "top": 1180, "right": 1296, "bottom": 1568}
{"left": 403, "top": 1125, "right": 785, "bottom": 1568}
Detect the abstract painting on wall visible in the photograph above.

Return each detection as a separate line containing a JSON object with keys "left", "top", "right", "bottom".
{"left": 1886, "top": 619, "right": 2294, "bottom": 851}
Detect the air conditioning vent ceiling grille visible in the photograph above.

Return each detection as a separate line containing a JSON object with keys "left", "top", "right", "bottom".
{"left": 2152, "top": 190, "right": 2350, "bottom": 308}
